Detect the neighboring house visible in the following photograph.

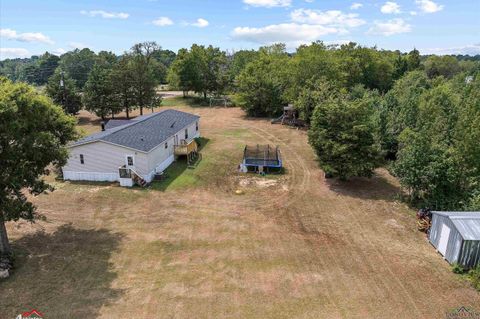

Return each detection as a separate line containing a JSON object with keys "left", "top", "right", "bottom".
{"left": 429, "top": 211, "right": 480, "bottom": 268}
{"left": 63, "top": 109, "right": 200, "bottom": 187}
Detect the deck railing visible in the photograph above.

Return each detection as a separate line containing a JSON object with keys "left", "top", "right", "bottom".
{"left": 119, "top": 165, "right": 132, "bottom": 178}
{"left": 174, "top": 139, "right": 198, "bottom": 155}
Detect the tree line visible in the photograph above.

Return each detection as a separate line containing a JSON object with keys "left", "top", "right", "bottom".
{"left": 230, "top": 42, "right": 479, "bottom": 211}
{"left": 1, "top": 40, "right": 480, "bottom": 211}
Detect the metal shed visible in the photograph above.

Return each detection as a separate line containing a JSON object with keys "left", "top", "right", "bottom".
{"left": 429, "top": 211, "right": 480, "bottom": 268}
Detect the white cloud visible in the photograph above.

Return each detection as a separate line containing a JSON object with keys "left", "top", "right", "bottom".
{"left": 415, "top": 0, "right": 443, "bottom": 13}
{"left": 350, "top": 3, "right": 363, "bottom": 10}
{"left": 410, "top": 11, "right": 418, "bottom": 16}
{"left": 68, "top": 42, "right": 89, "bottom": 49}
{"left": 291, "top": 9, "right": 366, "bottom": 28}
{"left": 421, "top": 43, "right": 480, "bottom": 56}
{"left": 381, "top": 2, "right": 401, "bottom": 14}
{"left": 0, "top": 48, "right": 30, "bottom": 59}
{"left": 53, "top": 48, "right": 67, "bottom": 55}
{"left": 368, "top": 18, "right": 411, "bottom": 36}
{"left": 243, "top": 0, "right": 291, "bottom": 8}
{"left": 191, "top": 18, "right": 209, "bottom": 28}
{"left": 153, "top": 17, "right": 173, "bottom": 26}
{"left": 0, "top": 28, "right": 54, "bottom": 44}
{"left": 80, "top": 10, "right": 129, "bottom": 19}
{"left": 232, "top": 23, "right": 340, "bottom": 45}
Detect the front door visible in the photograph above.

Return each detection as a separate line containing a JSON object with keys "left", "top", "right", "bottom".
{"left": 438, "top": 224, "right": 451, "bottom": 256}
{"left": 174, "top": 134, "right": 179, "bottom": 145}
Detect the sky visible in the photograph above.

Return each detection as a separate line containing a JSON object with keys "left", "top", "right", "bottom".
{"left": 0, "top": 0, "right": 479, "bottom": 60}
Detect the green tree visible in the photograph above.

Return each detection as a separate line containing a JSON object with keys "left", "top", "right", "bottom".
{"left": 83, "top": 63, "right": 122, "bottom": 120}
{"left": 129, "top": 42, "right": 161, "bottom": 115}
{"left": 111, "top": 56, "right": 136, "bottom": 119}
{"left": 308, "top": 95, "right": 381, "bottom": 180}
{"left": 59, "top": 48, "right": 97, "bottom": 89}
{"left": 168, "top": 48, "right": 198, "bottom": 95}
{"left": 406, "top": 48, "right": 421, "bottom": 71}
{"left": 36, "top": 52, "right": 60, "bottom": 85}
{"left": 0, "top": 78, "right": 77, "bottom": 271}
{"left": 236, "top": 44, "right": 289, "bottom": 117}
{"left": 46, "top": 71, "right": 82, "bottom": 114}
{"left": 377, "top": 71, "right": 431, "bottom": 158}
{"left": 295, "top": 78, "right": 339, "bottom": 124}
{"left": 424, "top": 55, "right": 461, "bottom": 79}
{"left": 228, "top": 50, "right": 259, "bottom": 87}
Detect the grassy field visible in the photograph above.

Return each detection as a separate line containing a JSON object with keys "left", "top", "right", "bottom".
{"left": 1, "top": 98, "right": 479, "bottom": 318}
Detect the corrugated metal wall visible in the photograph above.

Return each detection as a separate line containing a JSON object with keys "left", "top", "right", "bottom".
{"left": 429, "top": 214, "right": 463, "bottom": 264}
{"left": 459, "top": 241, "right": 480, "bottom": 269}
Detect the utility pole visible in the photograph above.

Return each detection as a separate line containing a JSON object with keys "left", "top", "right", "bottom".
{"left": 60, "top": 71, "right": 67, "bottom": 112}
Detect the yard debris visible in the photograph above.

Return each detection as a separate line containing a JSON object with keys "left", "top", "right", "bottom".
{"left": 238, "top": 178, "right": 278, "bottom": 188}
{"left": 416, "top": 208, "right": 432, "bottom": 233}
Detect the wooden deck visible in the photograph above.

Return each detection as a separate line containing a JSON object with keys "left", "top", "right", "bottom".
{"left": 174, "top": 139, "right": 198, "bottom": 156}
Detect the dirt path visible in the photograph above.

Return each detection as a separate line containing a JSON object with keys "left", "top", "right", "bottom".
{"left": 1, "top": 105, "right": 479, "bottom": 319}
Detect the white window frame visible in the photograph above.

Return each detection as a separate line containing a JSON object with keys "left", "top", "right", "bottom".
{"left": 125, "top": 155, "right": 135, "bottom": 168}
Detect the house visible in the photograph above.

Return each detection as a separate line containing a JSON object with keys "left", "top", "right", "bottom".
{"left": 429, "top": 211, "right": 480, "bottom": 268}
{"left": 63, "top": 109, "right": 200, "bottom": 187}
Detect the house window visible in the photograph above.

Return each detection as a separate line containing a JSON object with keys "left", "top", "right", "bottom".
{"left": 196, "top": 122, "right": 199, "bottom": 131}
{"left": 126, "top": 156, "right": 134, "bottom": 167}
{"left": 185, "top": 128, "right": 189, "bottom": 140}
{"left": 165, "top": 142, "right": 168, "bottom": 149}
{"left": 80, "top": 154, "right": 84, "bottom": 165}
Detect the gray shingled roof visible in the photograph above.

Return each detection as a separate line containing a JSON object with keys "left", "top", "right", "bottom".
{"left": 72, "top": 109, "right": 200, "bottom": 152}
{"left": 432, "top": 211, "right": 480, "bottom": 240}
{"left": 105, "top": 119, "right": 132, "bottom": 130}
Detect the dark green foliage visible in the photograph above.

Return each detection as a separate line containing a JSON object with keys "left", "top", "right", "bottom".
{"left": 59, "top": 48, "right": 97, "bottom": 89}
{"left": 168, "top": 44, "right": 228, "bottom": 98}
{"left": 468, "top": 265, "right": 480, "bottom": 291}
{"left": 228, "top": 50, "right": 259, "bottom": 86}
{"left": 390, "top": 74, "right": 480, "bottom": 210}
{"left": 83, "top": 63, "right": 122, "bottom": 120}
{"left": 308, "top": 94, "right": 381, "bottom": 180}
{"left": 129, "top": 42, "right": 162, "bottom": 115}
{"left": 152, "top": 49, "right": 176, "bottom": 68}
{"left": 0, "top": 78, "right": 77, "bottom": 255}
{"left": 45, "top": 71, "right": 82, "bottom": 114}
{"left": 452, "top": 263, "right": 467, "bottom": 274}
{"left": 235, "top": 44, "right": 288, "bottom": 117}
{"left": 377, "top": 71, "right": 431, "bottom": 158}
{"left": 424, "top": 55, "right": 461, "bottom": 79}
{"left": 406, "top": 49, "right": 421, "bottom": 71}
{"left": 295, "top": 78, "right": 339, "bottom": 124}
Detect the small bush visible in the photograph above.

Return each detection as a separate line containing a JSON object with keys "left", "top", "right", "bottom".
{"left": 468, "top": 265, "right": 480, "bottom": 291}
{"left": 451, "top": 263, "right": 466, "bottom": 274}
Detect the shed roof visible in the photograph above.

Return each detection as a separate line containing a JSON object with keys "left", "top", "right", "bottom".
{"left": 432, "top": 211, "right": 480, "bottom": 240}
{"left": 71, "top": 109, "right": 200, "bottom": 153}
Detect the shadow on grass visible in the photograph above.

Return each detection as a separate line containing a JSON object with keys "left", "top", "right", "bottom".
{"left": 326, "top": 170, "right": 401, "bottom": 201}
{"left": 149, "top": 137, "right": 211, "bottom": 192}
{"left": 64, "top": 180, "right": 117, "bottom": 187}
{"left": 77, "top": 115, "right": 102, "bottom": 127}
{"left": 0, "top": 225, "right": 123, "bottom": 318}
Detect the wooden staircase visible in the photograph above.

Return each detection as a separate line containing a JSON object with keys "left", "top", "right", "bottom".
{"left": 131, "top": 169, "right": 148, "bottom": 188}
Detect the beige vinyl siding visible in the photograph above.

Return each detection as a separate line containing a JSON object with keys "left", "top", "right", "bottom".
{"left": 147, "top": 136, "right": 175, "bottom": 173}
{"left": 64, "top": 141, "right": 149, "bottom": 175}
{"left": 183, "top": 121, "right": 200, "bottom": 141}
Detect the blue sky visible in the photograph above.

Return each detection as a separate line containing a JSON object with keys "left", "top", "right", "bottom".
{"left": 0, "top": 0, "right": 479, "bottom": 59}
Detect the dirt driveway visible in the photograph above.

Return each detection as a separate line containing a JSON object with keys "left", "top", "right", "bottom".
{"left": 1, "top": 103, "right": 479, "bottom": 318}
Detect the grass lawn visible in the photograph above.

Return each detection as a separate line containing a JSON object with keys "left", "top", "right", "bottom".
{"left": 1, "top": 99, "right": 479, "bottom": 318}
